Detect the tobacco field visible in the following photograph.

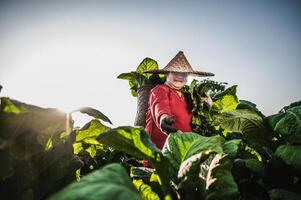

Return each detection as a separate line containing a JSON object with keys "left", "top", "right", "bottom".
{"left": 0, "top": 58, "right": 301, "bottom": 200}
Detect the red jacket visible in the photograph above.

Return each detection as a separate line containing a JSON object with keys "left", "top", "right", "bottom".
{"left": 145, "top": 84, "right": 192, "bottom": 149}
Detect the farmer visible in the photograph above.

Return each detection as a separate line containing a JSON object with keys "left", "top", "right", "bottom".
{"left": 144, "top": 51, "right": 214, "bottom": 149}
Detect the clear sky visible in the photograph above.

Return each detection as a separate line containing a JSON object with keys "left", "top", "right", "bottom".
{"left": 1, "top": 0, "right": 300, "bottom": 126}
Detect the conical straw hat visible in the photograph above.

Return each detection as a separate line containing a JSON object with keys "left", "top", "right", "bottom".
{"left": 144, "top": 51, "right": 214, "bottom": 77}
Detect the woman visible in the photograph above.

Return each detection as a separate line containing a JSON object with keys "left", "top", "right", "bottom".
{"left": 144, "top": 51, "right": 214, "bottom": 149}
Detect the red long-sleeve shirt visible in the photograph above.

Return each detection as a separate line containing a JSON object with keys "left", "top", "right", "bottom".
{"left": 145, "top": 84, "right": 192, "bottom": 149}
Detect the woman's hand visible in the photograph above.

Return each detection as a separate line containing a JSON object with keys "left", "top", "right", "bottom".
{"left": 160, "top": 115, "right": 178, "bottom": 134}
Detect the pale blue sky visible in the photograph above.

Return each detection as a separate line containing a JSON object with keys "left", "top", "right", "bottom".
{"left": 1, "top": 0, "right": 300, "bottom": 126}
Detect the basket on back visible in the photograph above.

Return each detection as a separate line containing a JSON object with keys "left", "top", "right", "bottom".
{"left": 134, "top": 86, "right": 153, "bottom": 127}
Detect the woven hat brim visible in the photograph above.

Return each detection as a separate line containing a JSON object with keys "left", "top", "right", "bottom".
{"left": 144, "top": 69, "right": 214, "bottom": 77}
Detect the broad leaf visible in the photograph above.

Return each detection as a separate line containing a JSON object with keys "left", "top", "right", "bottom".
{"left": 213, "top": 109, "right": 264, "bottom": 132}
{"left": 205, "top": 154, "right": 239, "bottom": 200}
{"left": 279, "top": 100, "right": 301, "bottom": 113}
{"left": 222, "top": 139, "right": 243, "bottom": 158}
{"left": 213, "top": 109, "right": 273, "bottom": 146}
{"left": 118, "top": 71, "right": 147, "bottom": 83}
{"left": 49, "top": 163, "right": 141, "bottom": 200}
{"left": 96, "top": 126, "right": 171, "bottom": 195}
{"left": 76, "top": 119, "right": 109, "bottom": 142}
{"left": 0, "top": 97, "right": 26, "bottom": 114}
{"left": 0, "top": 98, "right": 69, "bottom": 148}
{"left": 237, "top": 100, "right": 264, "bottom": 117}
{"left": 97, "top": 126, "right": 161, "bottom": 162}
{"left": 213, "top": 95, "right": 238, "bottom": 112}
{"left": 136, "top": 57, "right": 159, "bottom": 78}
{"left": 118, "top": 72, "right": 150, "bottom": 97}
{"left": 267, "top": 106, "right": 301, "bottom": 144}
{"left": 162, "top": 132, "right": 225, "bottom": 177}
{"left": 274, "top": 144, "right": 301, "bottom": 172}
{"left": 211, "top": 85, "right": 237, "bottom": 101}
{"left": 177, "top": 151, "right": 215, "bottom": 196}
{"left": 212, "top": 86, "right": 238, "bottom": 112}
{"left": 75, "top": 107, "right": 112, "bottom": 124}
{"left": 176, "top": 139, "right": 242, "bottom": 196}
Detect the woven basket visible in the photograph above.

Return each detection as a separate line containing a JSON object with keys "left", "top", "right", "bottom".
{"left": 134, "top": 86, "right": 153, "bottom": 127}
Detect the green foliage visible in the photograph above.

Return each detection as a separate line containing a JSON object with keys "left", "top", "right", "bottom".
{"left": 0, "top": 97, "right": 27, "bottom": 114}
{"left": 1, "top": 65, "right": 301, "bottom": 200}
{"left": 268, "top": 105, "right": 301, "bottom": 145}
{"left": 73, "top": 107, "right": 113, "bottom": 124}
{"left": 49, "top": 163, "right": 142, "bottom": 200}
{"left": 183, "top": 80, "right": 237, "bottom": 136}
{"left": 275, "top": 144, "right": 301, "bottom": 172}
{"left": 96, "top": 126, "right": 171, "bottom": 196}
{"left": 0, "top": 97, "right": 77, "bottom": 199}
{"left": 279, "top": 100, "right": 301, "bottom": 113}
{"left": 236, "top": 100, "right": 264, "bottom": 117}
{"left": 222, "top": 139, "right": 243, "bottom": 158}
{"left": 117, "top": 57, "right": 166, "bottom": 97}
{"left": 97, "top": 126, "right": 162, "bottom": 163}
{"left": 162, "top": 132, "right": 225, "bottom": 177}
{"left": 73, "top": 119, "right": 113, "bottom": 176}
{"left": 136, "top": 57, "right": 159, "bottom": 78}
{"left": 205, "top": 154, "right": 239, "bottom": 200}
{"left": 213, "top": 109, "right": 274, "bottom": 147}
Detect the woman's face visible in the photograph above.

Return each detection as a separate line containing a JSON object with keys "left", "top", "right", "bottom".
{"left": 167, "top": 72, "right": 188, "bottom": 89}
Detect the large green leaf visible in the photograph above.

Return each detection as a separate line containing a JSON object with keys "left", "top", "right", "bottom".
{"left": 267, "top": 106, "right": 301, "bottom": 144}
{"left": 177, "top": 151, "right": 215, "bottom": 197}
{"left": 236, "top": 100, "right": 264, "bottom": 117}
{"left": 212, "top": 86, "right": 238, "bottom": 112}
{"left": 213, "top": 95, "right": 238, "bottom": 112}
{"left": 222, "top": 139, "right": 243, "bottom": 158}
{"left": 211, "top": 85, "right": 237, "bottom": 101}
{"left": 205, "top": 154, "right": 239, "bottom": 200}
{"left": 0, "top": 98, "right": 77, "bottom": 199}
{"left": 136, "top": 57, "right": 159, "bottom": 78}
{"left": 0, "top": 97, "right": 26, "bottom": 114}
{"left": 76, "top": 119, "right": 109, "bottom": 142}
{"left": 118, "top": 72, "right": 149, "bottom": 97}
{"left": 73, "top": 119, "right": 109, "bottom": 159}
{"left": 213, "top": 109, "right": 264, "bottom": 132}
{"left": 177, "top": 140, "right": 243, "bottom": 198}
{"left": 162, "top": 132, "right": 225, "bottom": 177}
{"left": 74, "top": 107, "right": 112, "bottom": 124}
{"left": 0, "top": 98, "right": 69, "bottom": 148}
{"left": 97, "top": 126, "right": 161, "bottom": 162}
{"left": 279, "top": 100, "right": 301, "bottom": 113}
{"left": 178, "top": 153, "right": 239, "bottom": 199}
{"left": 274, "top": 144, "right": 301, "bottom": 172}
{"left": 96, "top": 126, "right": 171, "bottom": 196}
{"left": 49, "top": 163, "right": 141, "bottom": 200}
{"left": 213, "top": 109, "right": 273, "bottom": 146}
{"left": 118, "top": 71, "right": 148, "bottom": 84}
